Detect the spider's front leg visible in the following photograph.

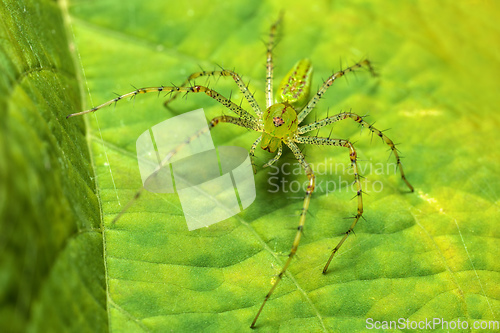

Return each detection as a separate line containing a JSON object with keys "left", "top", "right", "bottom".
{"left": 66, "top": 85, "right": 256, "bottom": 122}
{"left": 251, "top": 140, "right": 315, "bottom": 329}
{"left": 298, "top": 112, "right": 414, "bottom": 192}
{"left": 164, "top": 69, "right": 263, "bottom": 119}
{"left": 295, "top": 136, "right": 363, "bottom": 274}
{"left": 249, "top": 136, "right": 263, "bottom": 174}
{"left": 297, "top": 59, "right": 376, "bottom": 123}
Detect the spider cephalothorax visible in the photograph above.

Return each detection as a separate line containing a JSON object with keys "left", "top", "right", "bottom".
{"left": 261, "top": 103, "right": 298, "bottom": 152}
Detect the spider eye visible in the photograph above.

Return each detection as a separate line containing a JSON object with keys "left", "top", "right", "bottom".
{"left": 273, "top": 116, "right": 285, "bottom": 127}
{"left": 263, "top": 103, "right": 298, "bottom": 140}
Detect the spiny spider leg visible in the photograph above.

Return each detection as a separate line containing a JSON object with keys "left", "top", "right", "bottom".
{"left": 164, "top": 70, "right": 263, "bottom": 119}
{"left": 298, "top": 111, "right": 414, "bottom": 192}
{"left": 297, "top": 59, "right": 377, "bottom": 123}
{"left": 295, "top": 136, "right": 363, "bottom": 274}
{"left": 251, "top": 139, "right": 315, "bottom": 329}
{"left": 108, "top": 115, "right": 261, "bottom": 224}
{"left": 266, "top": 12, "right": 283, "bottom": 109}
{"left": 67, "top": 85, "right": 258, "bottom": 124}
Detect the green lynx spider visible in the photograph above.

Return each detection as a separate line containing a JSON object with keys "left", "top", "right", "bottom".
{"left": 68, "top": 15, "right": 414, "bottom": 329}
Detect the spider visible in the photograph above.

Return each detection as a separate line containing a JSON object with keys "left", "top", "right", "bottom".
{"left": 67, "top": 14, "right": 414, "bottom": 329}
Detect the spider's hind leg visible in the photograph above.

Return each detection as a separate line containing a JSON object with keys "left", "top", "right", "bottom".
{"left": 251, "top": 140, "right": 315, "bottom": 328}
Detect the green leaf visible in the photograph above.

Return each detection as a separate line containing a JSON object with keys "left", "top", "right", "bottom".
{"left": 4, "top": 0, "right": 499, "bottom": 332}
{"left": 0, "top": 0, "right": 106, "bottom": 332}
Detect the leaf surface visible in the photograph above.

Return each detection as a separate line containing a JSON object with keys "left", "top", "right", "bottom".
{"left": 0, "top": 0, "right": 105, "bottom": 332}
{"left": 5, "top": 0, "right": 499, "bottom": 332}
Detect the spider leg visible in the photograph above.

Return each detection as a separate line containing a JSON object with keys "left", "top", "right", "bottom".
{"left": 262, "top": 143, "right": 283, "bottom": 168}
{"left": 298, "top": 111, "right": 414, "bottom": 192}
{"left": 108, "top": 115, "right": 260, "bottom": 225}
{"left": 164, "top": 70, "right": 264, "bottom": 119}
{"left": 295, "top": 136, "right": 363, "bottom": 274}
{"left": 251, "top": 139, "right": 314, "bottom": 328}
{"left": 297, "top": 60, "right": 376, "bottom": 123}
{"left": 67, "top": 85, "right": 259, "bottom": 128}
{"left": 249, "top": 135, "right": 262, "bottom": 174}
{"left": 265, "top": 13, "right": 283, "bottom": 109}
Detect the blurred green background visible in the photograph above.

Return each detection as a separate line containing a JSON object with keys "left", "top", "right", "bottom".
{"left": 1, "top": 0, "right": 499, "bottom": 332}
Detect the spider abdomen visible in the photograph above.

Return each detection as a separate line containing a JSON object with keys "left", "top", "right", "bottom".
{"left": 276, "top": 59, "right": 313, "bottom": 109}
